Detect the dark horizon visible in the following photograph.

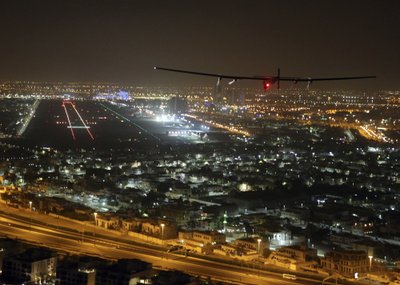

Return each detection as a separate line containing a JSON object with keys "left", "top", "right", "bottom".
{"left": 1, "top": 0, "right": 399, "bottom": 91}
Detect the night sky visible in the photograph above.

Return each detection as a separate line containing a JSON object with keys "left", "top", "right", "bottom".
{"left": 1, "top": 0, "right": 399, "bottom": 90}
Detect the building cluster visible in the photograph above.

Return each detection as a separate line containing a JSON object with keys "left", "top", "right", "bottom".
{"left": 1, "top": 134, "right": 400, "bottom": 281}
{"left": 0, "top": 238, "right": 196, "bottom": 285}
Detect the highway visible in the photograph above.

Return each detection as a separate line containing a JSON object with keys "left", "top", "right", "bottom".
{"left": 0, "top": 207, "right": 333, "bottom": 285}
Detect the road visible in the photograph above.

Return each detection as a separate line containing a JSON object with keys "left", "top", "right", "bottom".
{"left": 0, "top": 206, "right": 334, "bottom": 285}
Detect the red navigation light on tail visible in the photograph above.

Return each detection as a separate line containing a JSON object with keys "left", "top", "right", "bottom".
{"left": 263, "top": 80, "right": 272, "bottom": 91}
{"left": 263, "top": 69, "right": 280, "bottom": 91}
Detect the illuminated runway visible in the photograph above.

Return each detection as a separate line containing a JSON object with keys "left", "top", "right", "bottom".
{"left": 62, "top": 100, "right": 94, "bottom": 140}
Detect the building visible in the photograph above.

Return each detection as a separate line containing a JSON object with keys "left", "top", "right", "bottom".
{"left": 267, "top": 245, "right": 318, "bottom": 270}
{"left": 193, "top": 231, "right": 225, "bottom": 244}
{"left": 95, "top": 213, "right": 120, "bottom": 230}
{"left": 56, "top": 257, "right": 98, "bottom": 285}
{"left": 0, "top": 238, "right": 27, "bottom": 277}
{"left": 179, "top": 230, "right": 226, "bottom": 245}
{"left": 95, "top": 259, "right": 151, "bottom": 285}
{"left": 121, "top": 217, "right": 145, "bottom": 232}
{"left": 215, "top": 244, "right": 258, "bottom": 261}
{"left": 178, "top": 230, "right": 226, "bottom": 255}
{"left": 322, "top": 250, "right": 369, "bottom": 278}
{"left": 232, "top": 237, "right": 268, "bottom": 255}
{"left": 268, "top": 228, "right": 293, "bottom": 249}
{"left": 56, "top": 257, "right": 151, "bottom": 285}
{"left": 141, "top": 220, "right": 177, "bottom": 239}
{"left": 274, "top": 245, "right": 318, "bottom": 262}
{"left": 159, "top": 203, "right": 199, "bottom": 227}
{"left": 121, "top": 217, "right": 177, "bottom": 239}
{"left": 2, "top": 248, "right": 57, "bottom": 284}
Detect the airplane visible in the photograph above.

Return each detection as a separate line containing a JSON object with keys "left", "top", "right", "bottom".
{"left": 154, "top": 66, "right": 376, "bottom": 90}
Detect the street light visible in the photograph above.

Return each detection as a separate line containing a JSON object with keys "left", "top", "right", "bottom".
{"left": 28, "top": 201, "right": 33, "bottom": 231}
{"left": 257, "top": 238, "right": 262, "bottom": 255}
{"left": 160, "top": 223, "right": 166, "bottom": 258}
{"left": 93, "top": 212, "right": 98, "bottom": 245}
{"left": 160, "top": 223, "right": 165, "bottom": 240}
{"left": 369, "top": 255, "right": 373, "bottom": 270}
